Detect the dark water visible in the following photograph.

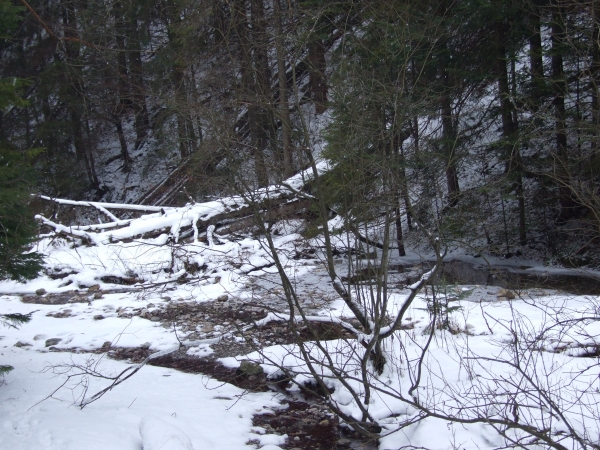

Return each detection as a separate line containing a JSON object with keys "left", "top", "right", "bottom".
{"left": 349, "top": 260, "right": 600, "bottom": 296}
{"left": 438, "top": 260, "right": 600, "bottom": 296}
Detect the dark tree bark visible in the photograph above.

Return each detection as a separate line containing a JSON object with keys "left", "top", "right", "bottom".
{"left": 113, "top": 115, "right": 132, "bottom": 171}
{"left": 126, "top": 12, "right": 150, "bottom": 150}
{"left": 436, "top": 0, "right": 460, "bottom": 208}
{"left": 114, "top": 2, "right": 131, "bottom": 112}
{"left": 233, "top": 0, "right": 268, "bottom": 187}
{"left": 172, "top": 63, "right": 194, "bottom": 158}
{"left": 274, "top": 0, "right": 294, "bottom": 178}
{"left": 551, "top": 2, "right": 574, "bottom": 221}
{"left": 592, "top": 0, "right": 600, "bottom": 149}
{"left": 494, "top": 0, "right": 526, "bottom": 245}
{"left": 308, "top": 39, "right": 328, "bottom": 114}
{"left": 440, "top": 63, "right": 460, "bottom": 208}
{"left": 164, "top": 1, "right": 197, "bottom": 159}
{"left": 528, "top": 0, "right": 544, "bottom": 110}
{"left": 62, "top": 0, "right": 99, "bottom": 190}
{"left": 251, "top": 0, "right": 275, "bottom": 183}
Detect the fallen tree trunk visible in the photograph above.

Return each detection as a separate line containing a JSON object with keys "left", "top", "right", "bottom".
{"left": 36, "top": 163, "right": 329, "bottom": 245}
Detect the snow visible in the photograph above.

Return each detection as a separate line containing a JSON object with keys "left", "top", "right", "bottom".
{"left": 0, "top": 230, "right": 292, "bottom": 449}
{"left": 1, "top": 199, "right": 600, "bottom": 449}
{"left": 1, "top": 347, "right": 283, "bottom": 450}
{"left": 139, "top": 416, "right": 196, "bottom": 450}
{"left": 221, "top": 289, "right": 600, "bottom": 450}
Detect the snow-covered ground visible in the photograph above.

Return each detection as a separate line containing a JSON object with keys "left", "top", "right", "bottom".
{"left": 1, "top": 343, "right": 283, "bottom": 449}
{"left": 1, "top": 200, "right": 599, "bottom": 449}
{"left": 0, "top": 227, "right": 296, "bottom": 449}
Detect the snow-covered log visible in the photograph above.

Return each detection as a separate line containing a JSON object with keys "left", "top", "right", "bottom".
{"left": 36, "top": 162, "right": 330, "bottom": 245}
{"left": 37, "top": 195, "right": 165, "bottom": 212}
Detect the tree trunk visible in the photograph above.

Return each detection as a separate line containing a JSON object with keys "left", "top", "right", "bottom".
{"left": 172, "top": 63, "right": 194, "bottom": 158}
{"left": 308, "top": 39, "right": 327, "bottom": 114}
{"left": 440, "top": 64, "right": 460, "bottom": 208}
{"left": 551, "top": 3, "right": 574, "bottom": 222}
{"left": 126, "top": 14, "right": 150, "bottom": 150}
{"left": 251, "top": 0, "right": 274, "bottom": 186}
{"left": 113, "top": 115, "right": 132, "bottom": 171}
{"left": 494, "top": 3, "right": 526, "bottom": 245}
{"left": 592, "top": 0, "right": 600, "bottom": 149}
{"left": 114, "top": 2, "right": 130, "bottom": 111}
{"left": 165, "top": 3, "right": 196, "bottom": 159}
{"left": 529, "top": 0, "right": 544, "bottom": 111}
{"left": 274, "top": 0, "right": 294, "bottom": 179}
{"left": 233, "top": 0, "right": 269, "bottom": 187}
{"left": 62, "top": 0, "right": 99, "bottom": 190}
{"left": 435, "top": 0, "right": 460, "bottom": 208}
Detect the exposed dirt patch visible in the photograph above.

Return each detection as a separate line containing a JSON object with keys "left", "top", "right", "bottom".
{"left": 296, "top": 322, "right": 355, "bottom": 342}
{"left": 105, "top": 344, "right": 268, "bottom": 391}
{"left": 46, "top": 271, "right": 78, "bottom": 280}
{"left": 252, "top": 399, "right": 377, "bottom": 450}
{"left": 46, "top": 309, "right": 74, "bottom": 318}
{"left": 135, "top": 299, "right": 357, "bottom": 361}
{"left": 148, "top": 349, "right": 270, "bottom": 392}
{"left": 153, "top": 300, "right": 268, "bottom": 325}
{"left": 22, "top": 291, "right": 91, "bottom": 305}
{"left": 107, "top": 346, "right": 154, "bottom": 363}
{"left": 100, "top": 275, "right": 142, "bottom": 285}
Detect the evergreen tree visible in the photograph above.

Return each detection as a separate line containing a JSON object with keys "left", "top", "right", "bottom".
{"left": 0, "top": 0, "right": 42, "bottom": 281}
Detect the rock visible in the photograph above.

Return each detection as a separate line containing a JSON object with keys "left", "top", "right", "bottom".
{"left": 150, "top": 316, "right": 161, "bottom": 322}
{"left": 69, "top": 295, "right": 87, "bottom": 304}
{"left": 48, "top": 310, "right": 72, "bottom": 318}
{"left": 300, "top": 419, "right": 315, "bottom": 427}
{"left": 201, "top": 323, "right": 214, "bottom": 332}
{"left": 497, "top": 288, "right": 516, "bottom": 300}
{"left": 213, "top": 276, "right": 221, "bottom": 284}
{"left": 216, "top": 294, "right": 229, "bottom": 302}
{"left": 318, "top": 419, "right": 330, "bottom": 426}
{"left": 162, "top": 296, "right": 171, "bottom": 301}
{"left": 140, "top": 342, "right": 151, "bottom": 349}
{"left": 33, "top": 334, "right": 46, "bottom": 341}
{"left": 14, "top": 341, "right": 31, "bottom": 348}
{"left": 35, "top": 288, "right": 47, "bottom": 296}
{"left": 93, "top": 292, "right": 103, "bottom": 299}
{"left": 118, "top": 309, "right": 131, "bottom": 318}
{"left": 93, "top": 315, "right": 105, "bottom": 320}
{"left": 45, "top": 338, "right": 61, "bottom": 347}
{"left": 87, "top": 284, "right": 100, "bottom": 292}
{"left": 101, "top": 341, "right": 111, "bottom": 349}
{"left": 237, "top": 360, "right": 264, "bottom": 377}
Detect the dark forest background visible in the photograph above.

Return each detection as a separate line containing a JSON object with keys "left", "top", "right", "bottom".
{"left": 1, "top": 0, "right": 600, "bottom": 271}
